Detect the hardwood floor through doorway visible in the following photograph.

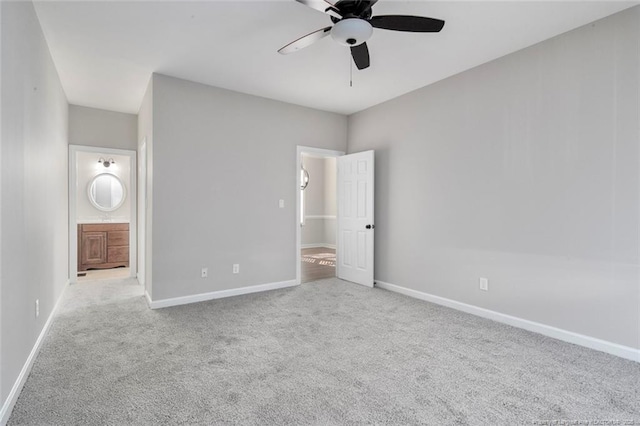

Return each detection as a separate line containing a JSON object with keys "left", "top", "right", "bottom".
{"left": 77, "top": 267, "right": 130, "bottom": 282}
{"left": 301, "top": 247, "right": 336, "bottom": 283}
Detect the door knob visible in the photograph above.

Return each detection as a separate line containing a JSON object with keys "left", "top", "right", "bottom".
{"left": 366, "top": 224, "right": 375, "bottom": 229}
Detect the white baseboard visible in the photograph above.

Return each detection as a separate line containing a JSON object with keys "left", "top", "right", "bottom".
{"left": 144, "top": 289, "right": 153, "bottom": 307}
{"left": 304, "top": 215, "right": 337, "bottom": 220}
{"left": 147, "top": 279, "right": 298, "bottom": 309}
{"left": 301, "top": 244, "right": 336, "bottom": 249}
{"left": 375, "top": 280, "right": 640, "bottom": 363}
{"left": 0, "top": 281, "right": 70, "bottom": 425}
{"left": 136, "top": 272, "right": 145, "bottom": 287}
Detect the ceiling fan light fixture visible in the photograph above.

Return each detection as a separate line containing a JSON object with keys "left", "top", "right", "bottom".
{"left": 331, "top": 18, "right": 373, "bottom": 47}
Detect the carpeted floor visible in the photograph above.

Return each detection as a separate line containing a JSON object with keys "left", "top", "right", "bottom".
{"left": 8, "top": 277, "right": 640, "bottom": 425}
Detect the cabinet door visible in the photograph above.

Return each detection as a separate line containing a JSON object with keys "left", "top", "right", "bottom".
{"left": 81, "top": 232, "right": 107, "bottom": 266}
{"left": 108, "top": 231, "right": 128, "bottom": 246}
{"left": 108, "top": 246, "right": 129, "bottom": 263}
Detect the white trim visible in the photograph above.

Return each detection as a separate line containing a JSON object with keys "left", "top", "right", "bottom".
{"left": 137, "top": 139, "right": 147, "bottom": 291}
{"left": 68, "top": 147, "right": 77, "bottom": 283}
{"left": 301, "top": 244, "right": 336, "bottom": 249}
{"left": 375, "top": 280, "right": 640, "bottom": 363}
{"left": 144, "top": 289, "right": 153, "bottom": 307}
{"left": 0, "top": 281, "right": 69, "bottom": 425}
{"left": 296, "top": 146, "right": 344, "bottom": 285}
{"left": 69, "top": 145, "right": 137, "bottom": 284}
{"left": 147, "top": 279, "right": 298, "bottom": 309}
{"left": 304, "top": 215, "right": 337, "bottom": 220}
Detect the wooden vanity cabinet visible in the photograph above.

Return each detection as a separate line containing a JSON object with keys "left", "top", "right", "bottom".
{"left": 78, "top": 223, "right": 129, "bottom": 271}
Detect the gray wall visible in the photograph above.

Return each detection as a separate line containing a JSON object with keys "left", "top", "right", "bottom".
{"left": 150, "top": 74, "right": 347, "bottom": 300}
{"left": 69, "top": 105, "right": 137, "bottom": 150}
{"left": 1, "top": 0, "right": 68, "bottom": 407}
{"left": 323, "top": 158, "right": 337, "bottom": 245}
{"left": 302, "top": 156, "right": 327, "bottom": 216}
{"left": 302, "top": 155, "right": 337, "bottom": 247}
{"left": 348, "top": 7, "right": 640, "bottom": 349}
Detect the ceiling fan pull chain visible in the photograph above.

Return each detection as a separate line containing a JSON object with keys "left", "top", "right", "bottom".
{"left": 350, "top": 52, "right": 353, "bottom": 87}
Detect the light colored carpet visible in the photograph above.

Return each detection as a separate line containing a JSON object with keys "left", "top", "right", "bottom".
{"left": 8, "top": 277, "right": 640, "bottom": 425}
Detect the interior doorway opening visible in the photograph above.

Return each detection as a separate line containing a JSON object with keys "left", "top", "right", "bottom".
{"left": 301, "top": 154, "right": 337, "bottom": 283}
{"left": 296, "top": 146, "right": 344, "bottom": 284}
{"left": 69, "top": 145, "right": 137, "bottom": 284}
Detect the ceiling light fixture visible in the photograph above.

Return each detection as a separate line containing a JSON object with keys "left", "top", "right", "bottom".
{"left": 330, "top": 18, "right": 373, "bottom": 47}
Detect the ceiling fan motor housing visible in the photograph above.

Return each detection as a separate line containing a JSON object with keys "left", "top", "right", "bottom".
{"left": 278, "top": 0, "right": 445, "bottom": 71}
{"left": 331, "top": 18, "right": 373, "bottom": 47}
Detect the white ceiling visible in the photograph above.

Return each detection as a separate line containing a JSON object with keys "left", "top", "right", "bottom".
{"left": 33, "top": 1, "right": 637, "bottom": 115}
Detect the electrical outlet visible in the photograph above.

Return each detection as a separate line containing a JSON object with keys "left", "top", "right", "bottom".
{"left": 233, "top": 264, "right": 240, "bottom": 274}
{"left": 279, "top": 199, "right": 285, "bottom": 208}
{"left": 35, "top": 299, "right": 40, "bottom": 318}
{"left": 201, "top": 267, "right": 208, "bottom": 278}
{"left": 479, "top": 277, "right": 489, "bottom": 292}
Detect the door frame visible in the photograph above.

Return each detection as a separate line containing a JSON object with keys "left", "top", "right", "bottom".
{"left": 69, "top": 145, "right": 137, "bottom": 283}
{"left": 138, "top": 139, "right": 147, "bottom": 288}
{"left": 296, "top": 146, "right": 345, "bottom": 285}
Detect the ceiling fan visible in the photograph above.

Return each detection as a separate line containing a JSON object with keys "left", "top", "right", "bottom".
{"left": 278, "top": 0, "right": 445, "bottom": 70}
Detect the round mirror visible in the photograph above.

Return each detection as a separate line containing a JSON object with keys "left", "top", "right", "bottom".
{"left": 88, "top": 173, "right": 126, "bottom": 212}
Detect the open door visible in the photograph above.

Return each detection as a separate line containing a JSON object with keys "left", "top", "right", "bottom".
{"left": 337, "top": 150, "right": 374, "bottom": 287}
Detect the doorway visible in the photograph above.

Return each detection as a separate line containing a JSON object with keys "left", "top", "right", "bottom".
{"left": 296, "top": 146, "right": 376, "bottom": 287}
{"left": 296, "top": 146, "right": 344, "bottom": 284}
{"left": 69, "top": 145, "right": 137, "bottom": 283}
{"left": 301, "top": 154, "right": 337, "bottom": 282}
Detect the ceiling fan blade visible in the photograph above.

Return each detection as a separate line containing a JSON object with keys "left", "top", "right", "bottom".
{"left": 363, "top": 0, "right": 379, "bottom": 9}
{"left": 295, "top": 0, "right": 342, "bottom": 19}
{"left": 370, "top": 15, "right": 445, "bottom": 32}
{"left": 278, "top": 26, "right": 332, "bottom": 55}
{"left": 350, "top": 42, "right": 370, "bottom": 70}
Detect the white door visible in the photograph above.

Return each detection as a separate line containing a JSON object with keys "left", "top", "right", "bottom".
{"left": 337, "top": 150, "right": 374, "bottom": 287}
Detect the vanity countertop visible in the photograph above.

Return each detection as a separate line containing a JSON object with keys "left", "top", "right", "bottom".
{"left": 77, "top": 219, "right": 130, "bottom": 224}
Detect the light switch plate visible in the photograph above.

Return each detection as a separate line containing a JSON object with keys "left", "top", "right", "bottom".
{"left": 479, "top": 277, "right": 489, "bottom": 291}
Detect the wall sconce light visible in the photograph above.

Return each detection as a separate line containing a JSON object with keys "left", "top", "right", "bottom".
{"left": 300, "top": 166, "right": 309, "bottom": 190}
{"left": 98, "top": 157, "right": 115, "bottom": 168}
